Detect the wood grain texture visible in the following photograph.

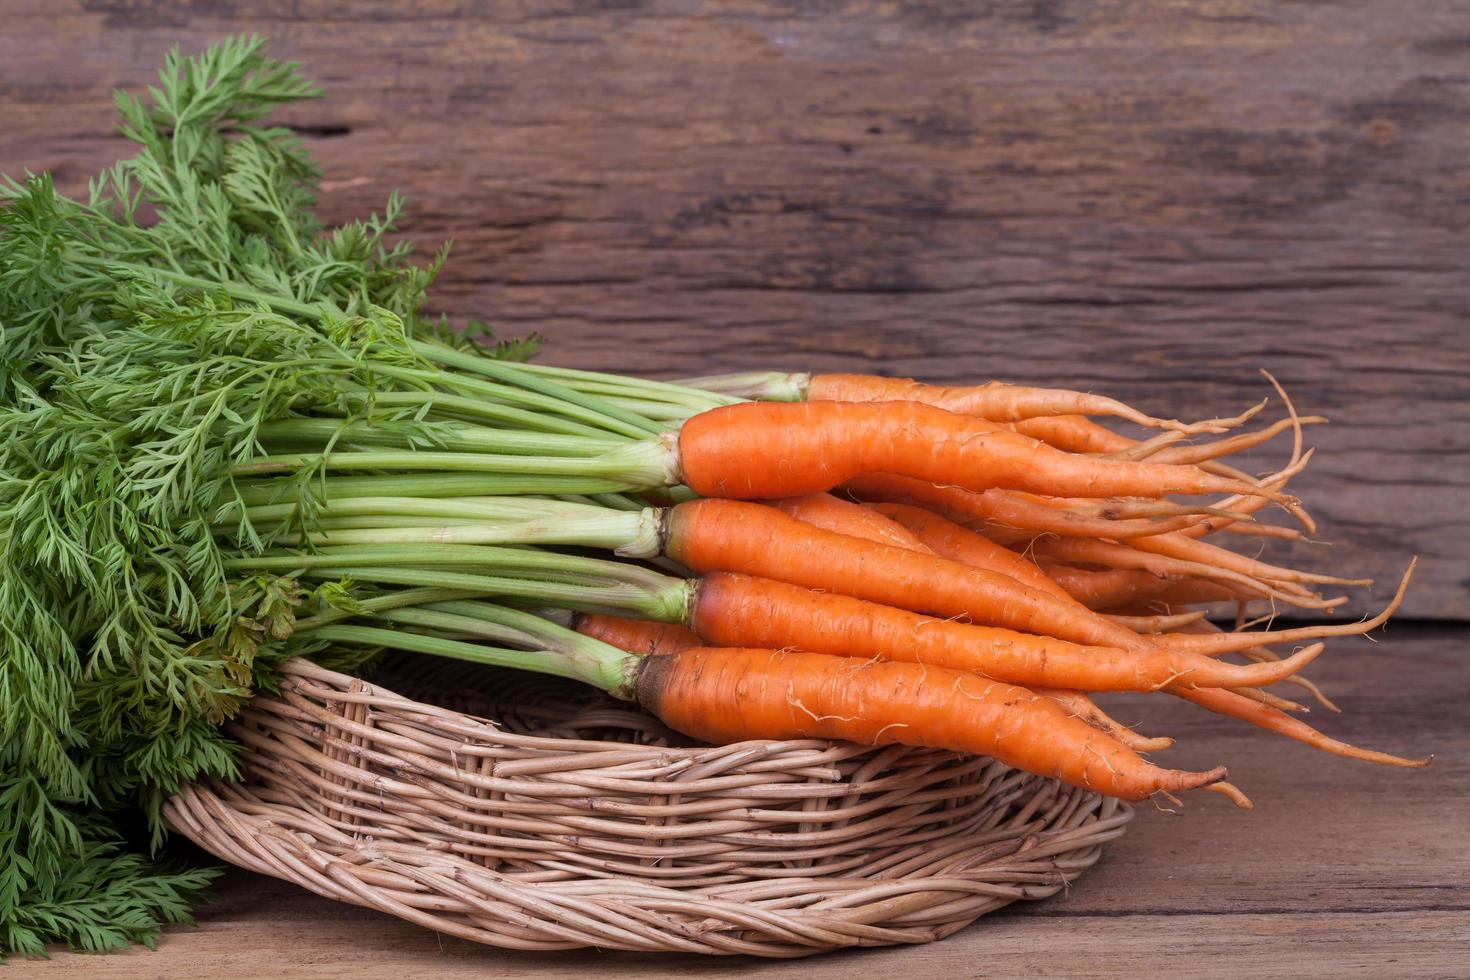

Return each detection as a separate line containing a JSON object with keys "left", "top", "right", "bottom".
{"left": 9, "top": 626, "right": 1469, "bottom": 977}
{"left": 1, "top": 2, "right": 1468, "bottom": 617}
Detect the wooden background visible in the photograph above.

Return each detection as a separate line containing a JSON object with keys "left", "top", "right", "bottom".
{"left": 3, "top": 1, "right": 1468, "bottom": 618}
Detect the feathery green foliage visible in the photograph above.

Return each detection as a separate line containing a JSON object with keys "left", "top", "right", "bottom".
{"left": 0, "top": 34, "right": 526, "bottom": 957}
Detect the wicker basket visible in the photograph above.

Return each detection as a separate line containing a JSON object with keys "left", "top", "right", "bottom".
{"left": 164, "top": 658, "right": 1131, "bottom": 957}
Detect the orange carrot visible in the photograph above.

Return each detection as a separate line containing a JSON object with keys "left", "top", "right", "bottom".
{"left": 865, "top": 500, "right": 1081, "bottom": 605}
{"left": 766, "top": 493, "right": 934, "bottom": 553}
{"left": 1153, "top": 562, "right": 1415, "bottom": 657}
{"left": 1172, "top": 618, "right": 1341, "bottom": 713}
{"left": 1143, "top": 416, "right": 1326, "bottom": 467}
{"left": 746, "top": 500, "right": 1177, "bottom": 748}
{"left": 635, "top": 646, "right": 1238, "bottom": 802}
{"left": 1037, "top": 564, "right": 1252, "bottom": 610}
{"left": 676, "top": 401, "right": 1294, "bottom": 502}
{"left": 1106, "top": 610, "right": 1208, "bottom": 633}
{"left": 689, "top": 572, "right": 1320, "bottom": 693}
{"left": 1027, "top": 537, "right": 1346, "bottom": 612}
{"left": 572, "top": 613, "right": 701, "bottom": 656}
{"left": 1013, "top": 415, "right": 1129, "bottom": 454}
{"left": 844, "top": 473, "right": 1226, "bottom": 542}
{"left": 575, "top": 581, "right": 1177, "bottom": 753}
{"left": 1175, "top": 685, "right": 1430, "bottom": 768}
{"left": 805, "top": 374, "right": 1243, "bottom": 434}
{"left": 1033, "top": 688, "right": 1175, "bottom": 754}
{"left": 664, "top": 498, "right": 1149, "bottom": 650}
{"left": 1013, "top": 415, "right": 1305, "bottom": 490}
{"left": 1130, "top": 531, "right": 1371, "bottom": 589}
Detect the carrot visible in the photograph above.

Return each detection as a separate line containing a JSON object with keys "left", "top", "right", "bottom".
{"left": 1227, "top": 685, "right": 1311, "bottom": 714}
{"left": 1106, "top": 610, "right": 1208, "bottom": 633}
{"left": 847, "top": 503, "right": 1356, "bottom": 741}
{"left": 1033, "top": 689, "right": 1175, "bottom": 754}
{"left": 805, "top": 374, "right": 1249, "bottom": 434}
{"left": 676, "top": 401, "right": 1295, "bottom": 502}
{"left": 1013, "top": 415, "right": 1298, "bottom": 489}
{"left": 865, "top": 500, "right": 1081, "bottom": 605}
{"left": 576, "top": 596, "right": 1178, "bottom": 755}
{"left": 1013, "top": 415, "right": 1130, "bottom": 454}
{"left": 1153, "top": 562, "right": 1415, "bottom": 657}
{"left": 765, "top": 493, "right": 934, "bottom": 553}
{"left": 572, "top": 613, "right": 701, "bottom": 656}
{"left": 1175, "top": 685, "right": 1431, "bottom": 768}
{"left": 1130, "top": 531, "right": 1371, "bottom": 589}
{"left": 844, "top": 473, "right": 1230, "bottom": 542}
{"left": 664, "top": 498, "right": 1149, "bottom": 650}
{"left": 689, "top": 572, "right": 1321, "bottom": 693}
{"left": 1038, "top": 564, "right": 1252, "bottom": 610}
{"left": 635, "top": 646, "right": 1238, "bottom": 802}
{"left": 748, "top": 500, "right": 1177, "bottom": 748}
{"left": 1174, "top": 619, "right": 1342, "bottom": 713}
{"left": 1141, "top": 415, "right": 1327, "bottom": 467}
{"left": 1010, "top": 413, "right": 1321, "bottom": 470}
{"left": 1028, "top": 537, "right": 1347, "bottom": 612}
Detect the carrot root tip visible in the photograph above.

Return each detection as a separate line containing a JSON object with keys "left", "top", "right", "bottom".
{"left": 1206, "top": 781, "right": 1254, "bottom": 810}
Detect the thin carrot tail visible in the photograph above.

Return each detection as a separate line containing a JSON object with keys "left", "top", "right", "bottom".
{"left": 1177, "top": 686, "right": 1433, "bottom": 768}
{"left": 1157, "top": 560, "right": 1415, "bottom": 657}
{"left": 1206, "top": 782, "right": 1254, "bottom": 810}
{"left": 1034, "top": 688, "right": 1174, "bottom": 754}
{"left": 1106, "top": 610, "right": 1208, "bottom": 633}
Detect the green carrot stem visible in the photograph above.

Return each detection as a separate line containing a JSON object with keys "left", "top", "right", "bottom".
{"left": 230, "top": 440, "right": 674, "bottom": 487}
{"left": 296, "top": 565, "right": 688, "bottom": 621}
{"left": 516, "top": 362, "right": 742, "bottom": 408}
{"left": 252, "top": 418, "right": 621, "bottom": 458}
{"left": 372, "top": 606, "right": 542, "bottom": 649}
{"left": 596, "top": 396, "right": 704, "bottom": 423}
{"left": 228, "top": 542, "right": 676, "bottom": 588}
{"left": 383, "top": 598, "right": 619, "bottom": 667}
{"left": 264, "top": 511, "right": 660, "bottom": 554}
{"left": 239, "top": 495, "right": 626, "bottom": 524}
{"left": 678, "top": 371, "right": 810, "bottom": 402}
{"left": 409, "top": 340, "right": 664, "bottom": 439}
{"left": 342, "top": 388, "right": 610, "bottom": 438}
{"left": 230, "top": 473, "right": 641, "bottom": 507}
{"left": 365, "top": 363, "right": 649, "bottom": 437}
{"left": 307, "top": 623, "right": 635, "bottom": 695}
{"left": 293, "top": 587, "right": 489, "bottom": 631}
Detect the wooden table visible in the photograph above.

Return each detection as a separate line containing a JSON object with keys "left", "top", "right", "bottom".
{"left": 13, "top": 625, "right": 1467, "bottom": 978}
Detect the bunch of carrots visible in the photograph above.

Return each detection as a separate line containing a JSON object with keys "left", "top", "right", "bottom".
{"left": 222, "top": 360, "right": 1428, "bottom": 812}
{"left": 0, "top": 36, "right": 1432, "bottom": 956}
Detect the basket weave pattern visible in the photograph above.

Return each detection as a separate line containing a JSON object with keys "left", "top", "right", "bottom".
{"left": 165, "top": 659, "right": 1131, "bottom": 956}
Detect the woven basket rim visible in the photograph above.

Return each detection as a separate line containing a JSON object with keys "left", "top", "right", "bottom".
{"left": 165, "top": 657, "right": 1132, "bottom": 956}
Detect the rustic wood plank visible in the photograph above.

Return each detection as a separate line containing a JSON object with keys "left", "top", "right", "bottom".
{"left": 2, "top": 2, "right": 1468, "bottom": 617}
{"left": 9, "top": 626, "right": 1468, "bottom": 976}
{"left": 12, "top": 898, "right": 1470, "bottom": 980}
